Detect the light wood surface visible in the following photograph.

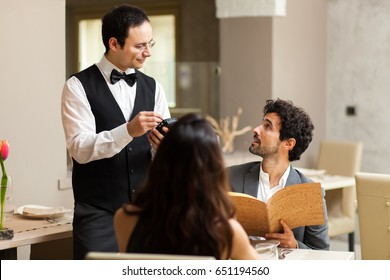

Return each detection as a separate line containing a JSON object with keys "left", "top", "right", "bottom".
{"left": 0, "top": 214, "right": 72, "bottom": 250}
{"left": 307, "top": 174, "right": 355, "bottom": 191}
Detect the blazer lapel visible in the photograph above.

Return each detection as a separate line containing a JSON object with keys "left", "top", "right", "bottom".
{"left": 243, "top": 163, "right": 260, "bottom": 197}
{"left": 286, "top": 166, "right": 303, "bottom": 186}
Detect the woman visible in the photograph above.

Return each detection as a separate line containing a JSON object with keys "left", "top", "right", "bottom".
{"left": 114, "top": 113, "right": 258, "bottom": 260}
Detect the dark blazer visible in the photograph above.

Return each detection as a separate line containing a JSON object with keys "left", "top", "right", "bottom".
{"left": 228, "top": 161, "right": 330, "bottom": 250}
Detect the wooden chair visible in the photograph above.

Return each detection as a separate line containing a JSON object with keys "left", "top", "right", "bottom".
{"left": 355, "top": 172, "right": 390, "bottom": 260}
{"left": 316, "top": 140, "right": 363, "bottom": 252}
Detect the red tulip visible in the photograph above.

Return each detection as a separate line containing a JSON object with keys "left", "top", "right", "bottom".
{"left": 0, "top": 140, "right": 9, "bottom": 160}
{"left": 0, "top": 139, "right": 9, "bottom": 230}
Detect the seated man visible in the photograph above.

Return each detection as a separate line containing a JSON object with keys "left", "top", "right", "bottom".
{"left": 228, "top": 98, "right": 329, "bottom": 250}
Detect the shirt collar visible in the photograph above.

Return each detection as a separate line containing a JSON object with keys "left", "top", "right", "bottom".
{"left": 260, "top": 163, "right": 291, "bottom": 188}
{"left": 96, "top": 55, "right": 136, "bottom": 83}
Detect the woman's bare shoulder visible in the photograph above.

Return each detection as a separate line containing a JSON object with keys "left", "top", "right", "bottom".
{"left": 114, "top": 204, "right": 141, "bottom": 252}
{"left": 229, "top": 218, "right": 245, "bottom": 231}
{"left": 115, "top": 204, "right": 141, "bottom": 223}
{"left": 229, "top": 218, "right": 259, "bottom": 260}
{"left": 122, "top": 204, "right": 141, "bottom": 213}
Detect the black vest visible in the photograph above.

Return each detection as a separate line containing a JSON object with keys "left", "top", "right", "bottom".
{"left": 72, "top": 65, "right": 155, "bottom": 213}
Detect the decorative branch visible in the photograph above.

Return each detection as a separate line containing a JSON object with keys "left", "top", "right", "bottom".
{"left": 206, "top": 107, "right": 252, "bottom": 153}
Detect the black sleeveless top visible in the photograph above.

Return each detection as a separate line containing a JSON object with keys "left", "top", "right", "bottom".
{"left": 126, "top": 217, "right": 150, "bottom": 253}
{"left": 125, "top": 212, "right": 220, "bottom": 258}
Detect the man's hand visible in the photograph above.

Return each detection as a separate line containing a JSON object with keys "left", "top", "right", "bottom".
{"left": 265, "top": 219, "right": 298, "bottom": 249}
{"left": 148, "top": 127, "right": 167, "bottom": 150}
{"left": 126, "top": 111, "right": 162, "bottom": 138}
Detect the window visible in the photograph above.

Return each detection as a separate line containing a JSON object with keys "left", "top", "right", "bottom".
{"left": 78, "top": 15, "right": 176, "bottom": 106}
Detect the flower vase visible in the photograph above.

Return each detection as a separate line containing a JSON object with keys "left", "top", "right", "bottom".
{"left": 4, "top": 175, "right": 14, "bottom": 221}
{"left": 0, "top": 175, "right": 14, "bottom": 240}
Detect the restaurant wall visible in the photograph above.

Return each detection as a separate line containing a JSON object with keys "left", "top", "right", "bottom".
{"left": 327, "top": 0, "right": 390, "bottom": 173}
{"left": 0, "top": 0, "right": 73, "bottom": 214}
{"left": 273, "top": 0, "right": 327, "bottom": 167}
{"left": 219, "top": 0, "right": 326, "bottom": 168}
{"left": 219, "top": 16, "right": 273, "bottom": 153}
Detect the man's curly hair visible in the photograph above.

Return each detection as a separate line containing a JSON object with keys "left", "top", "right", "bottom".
{"left": 263, "top": 98, "right": 314, "bottom": 161}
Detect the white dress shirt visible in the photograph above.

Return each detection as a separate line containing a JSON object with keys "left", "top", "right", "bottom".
{"left": 61, "top": 55, "right": 170, "bottom": 164}
{"left": 257, "top": 163, "right": 291, "bottom": 202}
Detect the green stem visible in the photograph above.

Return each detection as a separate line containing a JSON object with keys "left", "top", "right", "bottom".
{"left": 0, "top": 158, "right": 7, "bottom": 230}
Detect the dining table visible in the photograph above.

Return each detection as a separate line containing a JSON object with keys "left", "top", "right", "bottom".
{"left": 0, "top": 213, "right": 72, "bottom": 259}
{"left": 1, "top": 213, "right": 355, "bottom": 260}
{"left": 278, "top": 248, "right": 355, "bottom": 260}
{"left": 251, "top": 238, "right": 355, "bottom": 260}
{"left": 294, "top": 167, "right": 355, "bottom": 191}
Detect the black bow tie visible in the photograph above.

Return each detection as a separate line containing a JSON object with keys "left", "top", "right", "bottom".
{"left": 110, "top": 69, "right": 137, "bottom": 87}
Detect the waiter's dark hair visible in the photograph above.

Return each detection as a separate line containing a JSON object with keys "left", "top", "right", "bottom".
{"left": 102, "top": 4, "right": 149, "bottom": 53}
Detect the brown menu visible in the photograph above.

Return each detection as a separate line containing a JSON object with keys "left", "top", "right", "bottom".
{"left": 229, "top": 182, "right": 325, "bottom": 237}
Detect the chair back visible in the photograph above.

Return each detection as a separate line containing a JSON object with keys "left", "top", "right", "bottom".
{"left": 316, "top": 140, "right": 363, "bottom": 177}
{"left": 316, "top": 140, "right": 363, "bottom": 244}
{"left": 355, "top": 172, "right": 390, "bottom": 260}
{"left": 85, "top": 252, "right": 215, "bottom": 260}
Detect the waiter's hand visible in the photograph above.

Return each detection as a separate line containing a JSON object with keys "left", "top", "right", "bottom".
{"left": 148, "top": 126, "right": 168, "bottom": 150}
{"left": 265, "top": 219, "right": 298, "bottom": 249}
{"left": 127, "top": 111, "right": 162, "bottom": 137}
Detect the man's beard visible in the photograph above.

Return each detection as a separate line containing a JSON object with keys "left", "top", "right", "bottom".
{"left": 249, "top": 144, "right": 279, "bottom": 158}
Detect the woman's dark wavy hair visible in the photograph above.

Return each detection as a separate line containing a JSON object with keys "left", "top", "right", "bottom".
{"left": 102, "top": 4, "right": 149, "bottom": 53}
{"left": 263, "top": 98, "right": 314, "bottom": 161}
{"left": 124, "top": 113, "right": 235, "bottom": 259}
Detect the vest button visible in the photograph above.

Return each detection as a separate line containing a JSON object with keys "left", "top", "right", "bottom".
{"left": 131, "top": 189, "right": 136, "bottom": 194}
{"left": 130, "top": 169, "right": 134, "bottom": 174}
{"left": 128, "top": 147, "right": 132, "bottom": 152}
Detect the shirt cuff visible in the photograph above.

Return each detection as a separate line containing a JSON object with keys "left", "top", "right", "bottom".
{"left": 112, "top": 123, "right": 133, "bottom": 146}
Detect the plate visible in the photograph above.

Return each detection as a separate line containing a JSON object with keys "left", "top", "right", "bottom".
{"left": 250, "top": 239, "right": 280, "bottom": 247}
{"left": 16, "top": 204, "right": 71, "bottom": 219}
{"left": 295, "top": 167, "right": 326, "bottom": 176}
